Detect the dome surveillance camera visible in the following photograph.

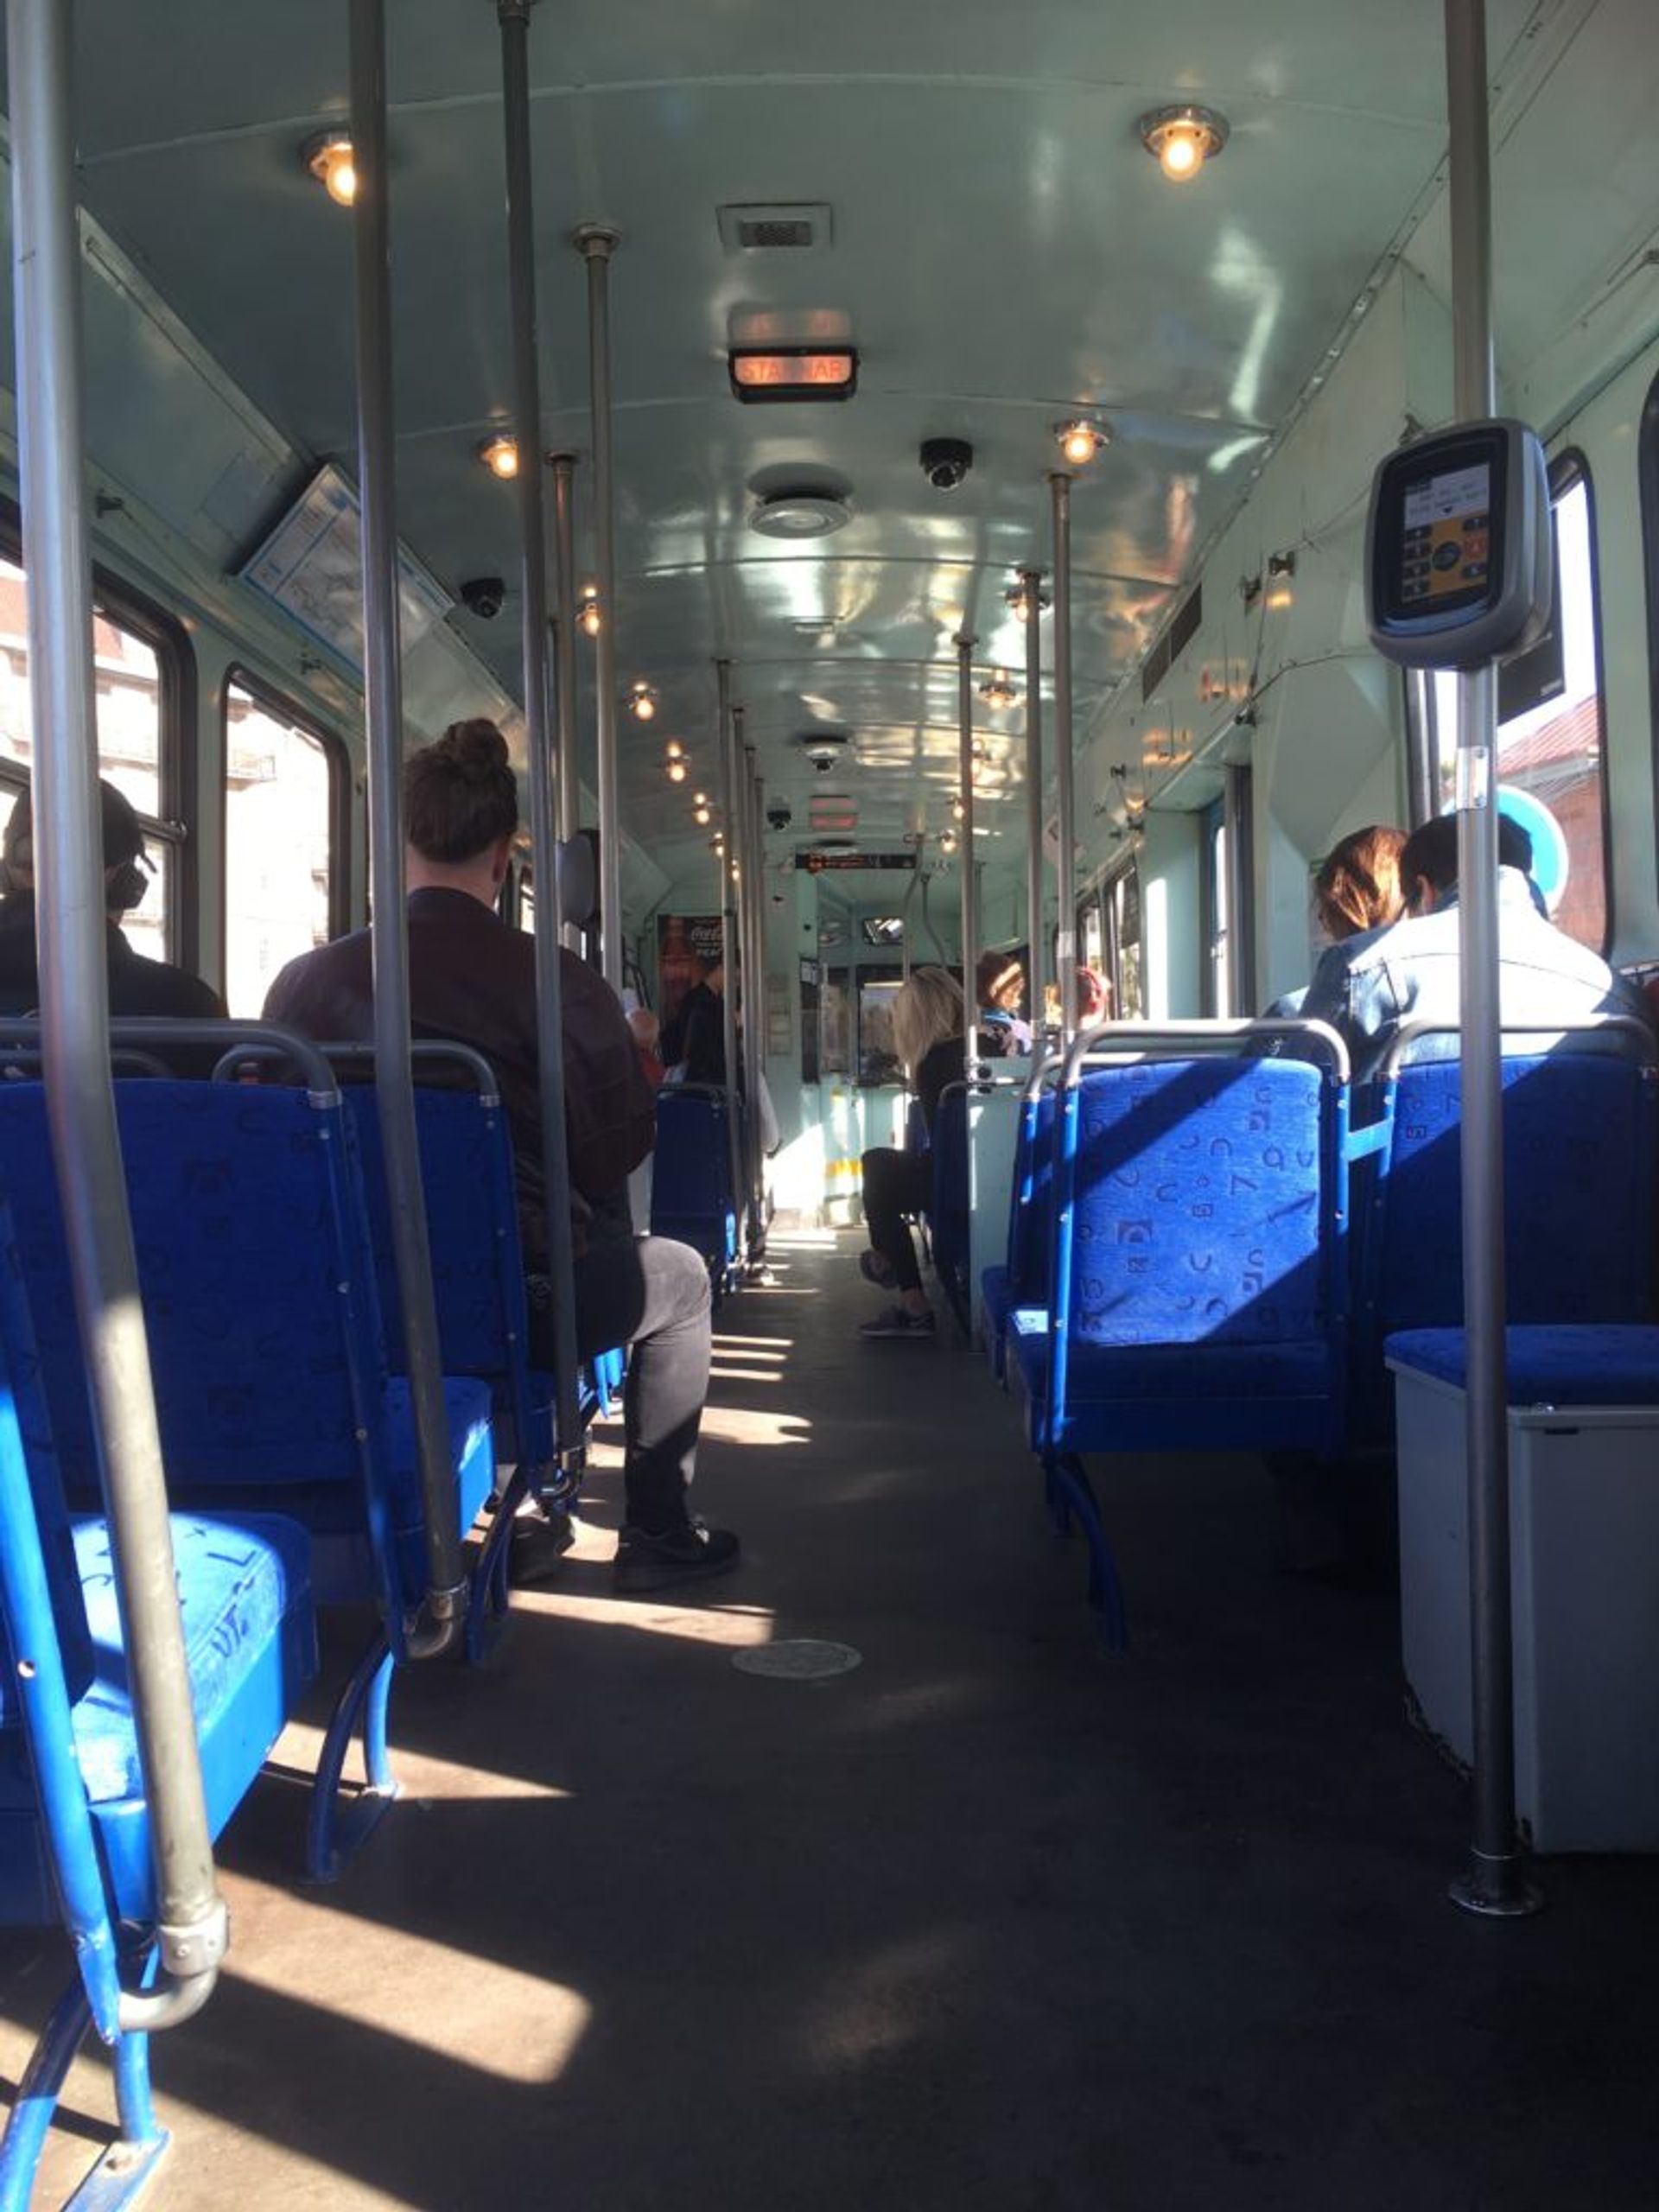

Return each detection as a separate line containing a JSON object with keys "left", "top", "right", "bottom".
{"left": 766, "top": 800, "right": 792, "bottom": 830}
{"left": 920, "top": 437, "right": 973, "bottom": 492}
{"left": 460, "top": 575, "right": 505, "bottom": 620}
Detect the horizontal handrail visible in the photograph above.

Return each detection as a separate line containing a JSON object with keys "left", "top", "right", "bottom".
{"left": 309, "top": 1038, "right": 502, "bottom": 1107}
{"left": 1062, "top": 1017, "right": 1351, "bottom": 1089}
{"left": 0, "top": 1016, "right": 340, "bottom": 1097}
{"left": 1378, "top": 1014, "right": 1658, "bottom": 1078}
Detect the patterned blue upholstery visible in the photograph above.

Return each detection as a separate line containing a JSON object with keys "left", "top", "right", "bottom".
{"left": 1354, "top": 1052, "right": 1658, "bottom": 1432}
{"left": 343, "top": 1084, "right": 554, "bottom": 1473}
{"left": 930, "top": 1085, "right": 972, "bottom": 1332}
{"left": 982, "top": 1087, "right": 1056, "bottom": 1374}
{"left": 1386, "top": 1324, "right": 1659, "bottom": 1406}
{"left": 651, "top": 1084, "right": 739, "bottom": 1278}
{"left": 0, "top": 1079, "right": 493, "bottom": 1621}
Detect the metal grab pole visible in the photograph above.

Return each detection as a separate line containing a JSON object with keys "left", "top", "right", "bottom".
{"left": 1049, "top": 477, "right": 1078, "bottom": 1040}
{"left": 499, "top": 0, "right": 582, "bottom": 1477}
{"left": 1444, "top": 0, "right": 1538, "bottom": 1919}
{"left": 548, "top": 451, "right": 582, "bottom": 950}
{"left": 715, "top": 660, "right": 745, "bottom": 1217}
{"left": 743, "top": 742, "right": 768, "bottom": 1256}
{"left": 730, "top": 702, "right": 753, "bottom": 1250}
{"left": 349, "top": 0, "right": 466, "bottom": 1654}
{"left": 575, "top": 225, "right": 623, "bottom": 986}
{"left": 956, "top": 632, "right": 978, "bottom": 1085}
{"left": 1020, "top": 565, "right": 1047, "bottom": 1031}
{"left": 6, "top": 0, "right": 226, "bottom": 2026}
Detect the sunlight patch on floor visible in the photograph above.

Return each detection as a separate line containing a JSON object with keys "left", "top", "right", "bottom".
{"left": 216, "top": 1874, "right": 592, "bottom": 2087}
{"left": 528, "top": 1588, "right": 776, "bottom": 1646}
{"left": 698, "top": 1404, "right": 810, "bottom": 1447}
{"left": 269, "top": 1722, "right": 574, "bottom": 1805}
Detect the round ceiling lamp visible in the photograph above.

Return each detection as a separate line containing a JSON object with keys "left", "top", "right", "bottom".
{"left": 749, "top": 488, "right": 853, "bottom": 540}
{"left": 1138, "top": 104, "right": 1229, "bottom": 183}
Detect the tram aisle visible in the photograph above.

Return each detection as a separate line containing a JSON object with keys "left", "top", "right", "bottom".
{"left": 5, "top": 1228, "right": 1659, "bottom": 2209}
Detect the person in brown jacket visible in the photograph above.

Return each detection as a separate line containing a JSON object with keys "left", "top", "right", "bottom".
{"left": 264, "top": 719, "right": 737, "bottom": 1594}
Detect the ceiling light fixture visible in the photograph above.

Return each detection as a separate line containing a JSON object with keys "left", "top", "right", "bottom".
{"left": 578, "top": 585, "right": 601, "bottom": 638}
{"left": 626, "top": 682, "right": 658, "bottom": 722}
{"left": 750, "top": 488, "right": 853, "bottom": 540}
{"left": 1054, "top": 418, "right": 1110, "bottom": 467}
{"left": 693, "top": 804, "right": 712, "bottom": 826}
{"left": 940, "top": 829, "right": 959, "bottom": 855}
{"left": 978, "top": 668, "right": 1018, "bottom": 709}
{"left": 666, "top": 760, "right": 688, "bottom": 785}
{"left": 1005, "top": 581, "right": 1052, "bottom": 623}
{"left": 476, "top": 434, "right": 519, "bottom": 480}
{"left": 1139, "top": 103, "right": 1229, "bottom": 183}
{"left": 303, "top": 130, "right": 357, "bottom": 207}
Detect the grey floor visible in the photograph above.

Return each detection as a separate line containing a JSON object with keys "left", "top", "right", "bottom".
{"left": 4, "top": 1228, "right": 1659, "bottom": 2210}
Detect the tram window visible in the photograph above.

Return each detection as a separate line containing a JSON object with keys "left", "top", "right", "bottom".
{"left": 1203, "top": 798, "right": 1230, "bottom": 1017}
{"left": 857, "top": 968, "right": 904, "bottom": 1085}
{"left": 1079, "top": 896, "right": 1103, "bottom": 975}
{"left": 1108, "top": 864, "right": 1145, "bottom": 1019}
{"left": 223, "top": 674, "right": 342, "bottom": 1016}
{"left": 0, "top": 549, "right": 185, "bottom": 957}
{"left": 1423, "top": 461, "right": 1609, "bottom": 950}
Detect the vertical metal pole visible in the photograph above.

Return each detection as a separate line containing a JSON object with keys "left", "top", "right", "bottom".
{"left": 743, "top": 743, "right": 768, "bottom": 1255}
{"left": 575, "top": 225, "right": 622, "bottom": 986}
{"left": 349, "top": 0, "right": 467, "bottom": 1651}
{"left": 1020, "top": 565, "right": 1047, "bottom": 1032}
{"left": 1444, "top": 0, "right": 1538, "bottom": 1920}
{"left": 499, "top": 0, "right": 582, "bottom": 1471}
{"left": 548, "top": 450, "right": 582, "bottom": 950}
{"left": 956, "top": 633, "right": 978, "bottom": 1083}
{"left": 731, "top": 702, "right": 755, "bottom": 1248}
{"left": 6, "top": 0, "right": 227, "bottom": 2024}
{"left": 715, "top": 661, "right": 745, "bottom": 1222}
{"left": 1049, "top": 479, "right": 1078, "bottom": 1039}
{"left": 1224, "top": 762, "right": 1255, "bottom": 1016}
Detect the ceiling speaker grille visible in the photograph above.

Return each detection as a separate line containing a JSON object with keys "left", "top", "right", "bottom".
{"left": 717, "top": 202, "right": 834, "bottom": 254}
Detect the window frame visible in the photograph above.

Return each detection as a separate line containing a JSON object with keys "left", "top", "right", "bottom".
{"left": 0, "top": 499, "right": 198, "bottom": 964}
{"left": 219, "top": 664, "right": 350, "bottom": 1001}
{"left": 1639, "top": 371, "right": 1659, "bottom": 887}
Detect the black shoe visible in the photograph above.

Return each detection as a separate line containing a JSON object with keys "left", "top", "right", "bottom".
{"left": 613, "top": 1516, "right": 741, "bottom": 1594}
{"left": 858, "top": 1303, "right": 937, "bottom": 1340}
{"left": 509, "top": 1507, "right": 577, "bottom": 1588}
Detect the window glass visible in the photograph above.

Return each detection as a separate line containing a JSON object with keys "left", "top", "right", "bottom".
{"left": 1205, "top": 799, "right": 1231, "bottom": 1016}
{"left": 1079, "top": 898, "right": 1103, "bottom": 973}
{"left": 0, "top": 550, "right": 175, "bottom": 954}
{"left": 1427, "top": 467, "right": 1607, "bottom": 950}
{"left": 224, "top": 677, "right": 338, "bottom": 1015}
{"left": 1109, "top": 866, "right": 1144, "bottom": 1018}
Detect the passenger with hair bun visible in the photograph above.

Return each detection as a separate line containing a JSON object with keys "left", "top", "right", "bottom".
{"left": 266, "top": 718, "right": 738, "bottom": 1593}
{"left": 1268, "top": 823, "right": 1408, "bottom": 1020}
{"left": 856, "top": 964, "right": 965, "bottom": 1339}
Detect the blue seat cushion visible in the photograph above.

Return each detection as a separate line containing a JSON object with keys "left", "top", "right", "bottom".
{"left": 1385, "top": 1325, "right": 1659, "bottom": 1407}
{"left": 75, "top": 1510, "right": 315, "bottom": 1921}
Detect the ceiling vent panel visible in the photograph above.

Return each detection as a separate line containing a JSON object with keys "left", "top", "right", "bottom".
{"left": 717, "top": 202, "right": 834, "bottom": 254}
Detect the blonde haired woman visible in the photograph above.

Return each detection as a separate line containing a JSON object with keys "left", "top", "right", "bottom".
{"left": 857, "top": 964, "right": 965, "bottom": 1339}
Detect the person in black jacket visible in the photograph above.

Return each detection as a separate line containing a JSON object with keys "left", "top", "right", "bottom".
{"left": 265, "top": 719, "right": 736, "bottom": 1594}
{"left": 856, "top": 966, "right": 966, "bottom": 1341}
{"left": 0, "top": 778, "right": 225, "bottom": 1021}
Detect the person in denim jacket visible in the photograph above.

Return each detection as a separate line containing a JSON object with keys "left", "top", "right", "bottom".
{"left": 1300, "top": 812, "right": 1650, "bottom": 1083}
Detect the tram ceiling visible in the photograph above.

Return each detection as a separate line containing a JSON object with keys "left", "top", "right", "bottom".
{"left": 1, "top": 0, "right": 1550, "bottom": 878}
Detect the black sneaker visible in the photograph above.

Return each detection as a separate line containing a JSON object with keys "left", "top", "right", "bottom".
{"left": 859, "top": 1248, "right": 898, "bottom": 1290}
{"left": 509, "top": 1506, "right": 577, "bottom": 1588}
{"left": 858, "top": 1304, "right": 937, "bottom": 1340}
{"left": 613, "top": 1516, "right": 741, "bottom": 1594}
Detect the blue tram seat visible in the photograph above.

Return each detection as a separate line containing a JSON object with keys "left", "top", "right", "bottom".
{"left": 1010, "top": 1051, "right": 1350, "bottom": 1643}
{"left": 928, "top": 1084, "right": 972, "bottom": 1336}
{"left": 0, "top": 1191, "right": 316, "bottom": 2209}
{"left": 1350, "top": 1036, "right": 1658, "bottom": 1435}
{"left": 0, "top": 1076, "right": 494, "bottom": 1882}
{"left": 650, "top": 1083, "right": 740, "bottom": 1295}
{"left": 982, "top": 1081, "right": 1057, "bottom": 1382}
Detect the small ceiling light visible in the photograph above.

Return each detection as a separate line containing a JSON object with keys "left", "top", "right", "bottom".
{"left": 729, "top": 346, "right": 858, "bottom": 403}
{"left": 1139, "top": 104, "right": 1229, "bottom": 183}
{"left": 951, "top": 795, "right": 965, "bottom": 821}
{"left": 1054, "top": 418, "right": 1109, "bottom": 467}
{"left": 664, "top": 738, "right": 685, "bottom": 761}
{"left": 1005, "top": 582, "right": 1052, "bottom": 623}
{"left": 693, "top": 804, "right": 712, "bottom": 826}
{"left": 578, "top": 585, "right": 601, "bottom": 638}
{"left": 666, "top": 760, "right": 689, "bottom": 785}
{"left": 750, "top": 489, "right": 853, "bottom": 540}
{"left": 303, "top": 130, "right": 357, "bottom": 207}
{"left": 626, "top": 683, "right": 658, "bottom": 722}
{"left": 979, "top": 668, "right": 1019, "bottom": 709}
{"left": 477, "top": 434, "right": 519, "bottom": 480}
{"left": 692, "top": 791, "right": 709, "bottom": 807}
{"left": 940, "top": 829, "right": 959, "bottom": 855}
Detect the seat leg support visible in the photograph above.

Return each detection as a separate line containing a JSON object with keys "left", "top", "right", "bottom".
{"left": 307, "top": 1629, "right": 400, "bottom": 1883}
{"left": 467, "top": 1461, "right": 529, "bottom": 1667}
{"left": 0, "top": 1978, "right": 168, "bottom": 2212}
{"left": 1049, "top": 1452, "right": 1129, "bottom": 1650}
